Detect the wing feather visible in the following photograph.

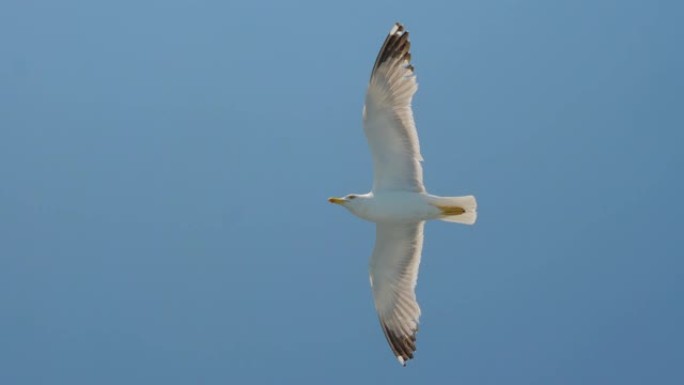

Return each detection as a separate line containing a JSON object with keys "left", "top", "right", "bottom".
{"left": 369, "top": 222, "right": 424, "bottom": 366}
{"left": 363, "top": 23, "right": 425, "bottom": 193}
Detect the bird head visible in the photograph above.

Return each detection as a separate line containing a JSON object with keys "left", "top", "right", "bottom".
{"left": 328, "top": 193, "right": 369, "bottom": 214}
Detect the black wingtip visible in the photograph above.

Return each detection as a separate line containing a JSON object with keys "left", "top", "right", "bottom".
{"left": 370, "top": 22, "right": 414, "bottom": 80}
{"left": 380, "top": 321, "right": 417, "bottom": 366}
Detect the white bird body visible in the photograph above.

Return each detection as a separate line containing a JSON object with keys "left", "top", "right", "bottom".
{"left": 341, "top": 192, "right": 475, "bottom": 224}
{"left": 341, "top": 192, "right": 437, "bottom": 223}
{"left": 329, "top": 23, "right": 477, "bottom": 366}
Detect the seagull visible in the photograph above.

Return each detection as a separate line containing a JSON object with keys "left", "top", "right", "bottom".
{"left": 328, "top": 23, "right": 477, "bottom": 366}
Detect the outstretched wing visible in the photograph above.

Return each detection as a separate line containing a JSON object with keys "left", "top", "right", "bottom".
{"left": 363, "top": 23, "right": 425, "bottom": 193}
{"left": 369, "top": 222, "right": 424, "bottom": 366}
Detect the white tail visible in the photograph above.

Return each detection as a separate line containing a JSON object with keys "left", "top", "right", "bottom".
{"left": 429, "top": 195, "right": 477, "bottom": 225}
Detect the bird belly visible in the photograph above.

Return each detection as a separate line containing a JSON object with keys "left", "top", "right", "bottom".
{"left": 358, "top": 192, "right": 438, "bottom": 223}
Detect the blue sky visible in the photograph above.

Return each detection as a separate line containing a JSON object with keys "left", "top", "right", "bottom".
{"left": 1, "top": 0, "right": 682, "bottom": 384}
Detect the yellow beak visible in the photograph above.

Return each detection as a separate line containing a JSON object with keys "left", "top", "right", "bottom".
{"left": 328, "top": 197, "right": 345, "bottom": 205}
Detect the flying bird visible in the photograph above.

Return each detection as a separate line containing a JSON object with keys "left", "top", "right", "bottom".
{"left": 328, "top": 23, "right": 477, "bottom": 366}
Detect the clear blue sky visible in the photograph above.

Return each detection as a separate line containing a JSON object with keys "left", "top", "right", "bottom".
{"left": 1, "top": 0, "right": 682, "bottom": 384}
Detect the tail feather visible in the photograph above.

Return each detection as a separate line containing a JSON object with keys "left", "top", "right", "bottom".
{"left": 430, "top": 195, "right": 477, "bottom": 225}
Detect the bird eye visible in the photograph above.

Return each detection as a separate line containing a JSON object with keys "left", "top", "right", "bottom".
{"left": 348, "top": 195, "right": 356, "bottom": 200}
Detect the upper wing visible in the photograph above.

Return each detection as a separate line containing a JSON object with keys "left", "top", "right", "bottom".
{"left": 369, "top": 222, "right": 424, "bottom": 366}
{"left": 363, "top": 23, "right": 425, "bottom": 193}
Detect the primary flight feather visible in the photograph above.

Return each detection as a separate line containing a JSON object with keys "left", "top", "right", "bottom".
{"left": 329, "top": 23, "right": 477, "bottom": 366}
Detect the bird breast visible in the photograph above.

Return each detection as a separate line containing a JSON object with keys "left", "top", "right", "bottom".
{"left": 353, "top": 192, "right": 439, "bottom": 223}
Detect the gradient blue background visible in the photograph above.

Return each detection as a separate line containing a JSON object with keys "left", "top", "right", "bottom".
{"left": 1, "top": 0, "right": 682, "bottom": 384}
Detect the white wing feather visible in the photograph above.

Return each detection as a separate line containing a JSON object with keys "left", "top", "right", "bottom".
{"left": 369, "top": 222, "right": 424, "bottom": 366}
{"left": 363, "top": 23, "right": 425, "bottom": 193}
